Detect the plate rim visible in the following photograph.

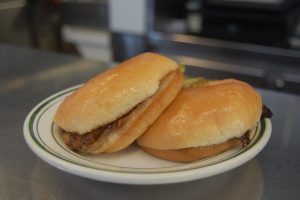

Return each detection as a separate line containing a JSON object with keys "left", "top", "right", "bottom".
{"left": 23, "top": 86, "right": 272, "bottom": 185}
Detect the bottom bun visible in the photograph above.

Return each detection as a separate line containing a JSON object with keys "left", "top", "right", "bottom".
{"left": 140, "top": 138, "right": 241, "bottom": 163}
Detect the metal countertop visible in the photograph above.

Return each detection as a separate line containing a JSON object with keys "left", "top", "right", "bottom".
{"left": 0, "top": 44, "right": 299, "bottom": 200}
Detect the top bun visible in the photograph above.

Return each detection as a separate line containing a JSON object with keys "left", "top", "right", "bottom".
{"left": 54, "top": 52, "right": 178, "bottom": 134}
{"left": 137, "top": 79, "right": 262, "bottom": 149}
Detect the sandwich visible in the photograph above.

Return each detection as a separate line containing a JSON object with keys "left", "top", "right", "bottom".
{"left": 54, "top": 52, "right": 184, "bottom": 154}
{"left": 137, "top": 78, "right": 265, "bottom": 162}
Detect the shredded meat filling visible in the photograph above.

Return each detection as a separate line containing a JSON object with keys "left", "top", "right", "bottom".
{"left": 63, "top": 104, "right": 136, "bottom": 152}
{"left": 64, "top": 128, "right": 104, "bottom": 152}
{"left": 262, "top": 105, "right": 273, "bottom": 118}
{"left": 239, "top": 131, "right": 251, "bottom": 147}
{"left": 64, "top": 103, "right": 257, "bottom": 153}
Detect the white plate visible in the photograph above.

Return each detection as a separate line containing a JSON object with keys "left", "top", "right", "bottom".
{"left": 23, "top": 85, "right": 272, "bottom": 185}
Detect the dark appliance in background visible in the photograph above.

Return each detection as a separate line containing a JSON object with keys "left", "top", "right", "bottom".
{"left": 153, "top": 0, "right": 300, "bottom": 48}
{"left": 200, "top": 0, "right": 300, "bottom": 47}
{"left": 146, "top": 0, "right": 300, "bottom": 95}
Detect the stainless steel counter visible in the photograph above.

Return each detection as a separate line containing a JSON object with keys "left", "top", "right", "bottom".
{"left": 0, "top": 44, "right": 299, "bottom": 200}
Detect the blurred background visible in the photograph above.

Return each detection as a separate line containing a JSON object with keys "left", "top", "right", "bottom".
{"left": 1, "top": 0, "right": 300, "bottom": 94}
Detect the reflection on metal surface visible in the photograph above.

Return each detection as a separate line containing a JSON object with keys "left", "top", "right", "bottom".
{"left": 283, "top": 73, "right": 300, "bottom": 84}
{"left": 0, "top": 60, "right": 102, "bottom": 92}
{"left": 172, "top": 55, "right": 265, "bottom": 77}
{"left": 149, "top": 32, "right": 300, "bottom": 59}
{"left": 0, "top": 0, "right": 25, "bottom": 10}
{"left": 30, "top": 159, "right": 263, "bottom": 200}
{"left": 0, "top": 165, "right": 9, "bottom": 200}
{"left": 146, "top": 31, "right": 300, "bottom": 95}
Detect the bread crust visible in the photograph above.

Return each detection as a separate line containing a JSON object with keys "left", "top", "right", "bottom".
{"left": 105, "top": 69, "right": 184, "bottom": 153}
{"left": 54, "top": 52, "right": 178, "bottom": 134}
{"left": 141, "top": 138, "right": 242, "bottom": 163}
{"left": 137, "top": 79, "right": 262, "bottom": 149}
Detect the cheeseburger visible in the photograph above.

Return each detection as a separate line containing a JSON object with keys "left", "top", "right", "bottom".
{"left": 137, "top": 79, "right": 265, "bottom": 162}
{"left": 54, "top": 53, "right": 184, "bottom": 154}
